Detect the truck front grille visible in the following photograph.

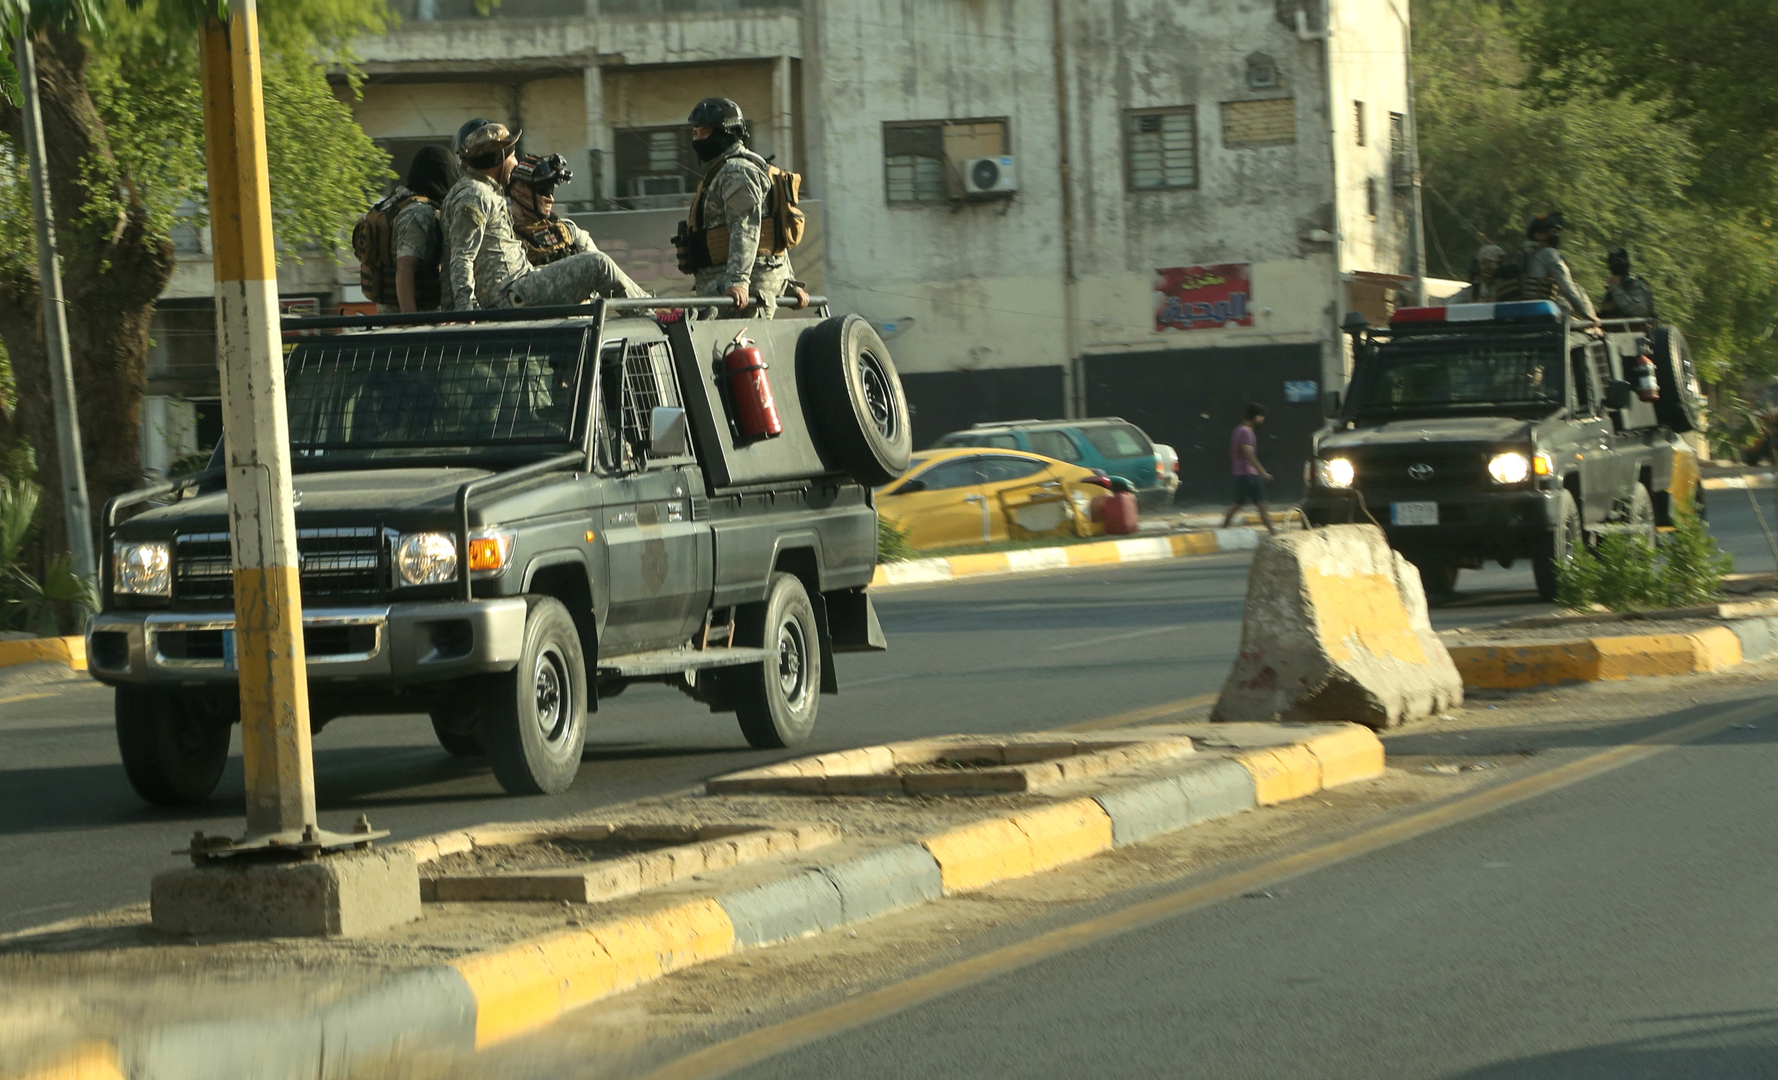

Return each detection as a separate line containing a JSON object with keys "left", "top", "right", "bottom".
{"left": 1353, "top": 448, "right": 1491, "bottom": 487}
{"left": 173, "top": 527, "right": 392, "bottom": 606}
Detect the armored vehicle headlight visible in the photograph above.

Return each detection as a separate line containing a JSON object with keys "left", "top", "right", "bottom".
{"left": 113, "top": 541, "right": 170, "bottom": 597}
{"left": 396, "top": 532, "right": 459, "bottom": 586}
{"left": 467, "top": 529, "right": 517, "bottom": 573}
{"left": 1319, "top": 457, "right": 1356, "bottom": 489}
{"left": 1488, "top": 452, "right": 1532, "bottom": 484}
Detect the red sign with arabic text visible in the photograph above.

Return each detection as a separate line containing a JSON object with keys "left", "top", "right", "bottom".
{"left": 1154, "top": 263, "right": 1253, "bottom": 331}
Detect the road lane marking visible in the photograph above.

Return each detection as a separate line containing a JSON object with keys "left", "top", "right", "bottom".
{"left": 634, "top": 696, "right": 1771, "bottom": 1080}
{"left": 0, "top": 692, "right": 56, "bottom": 706}
{"left": 1063, "top": 692, "right": 1218, "bottom": 732}
{"left": 1040, "top": 624, "right": 1186, "bottom": 652}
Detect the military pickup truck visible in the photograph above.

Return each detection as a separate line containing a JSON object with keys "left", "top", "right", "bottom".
{"left": 88, "top": 298, "right": 912, "bottom": 804}
{"left": 1303, "top": 300, "right": 1704, "bottom": 601}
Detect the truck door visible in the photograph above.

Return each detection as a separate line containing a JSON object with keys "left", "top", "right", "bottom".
{"left": 596, "top": 338, "right": 714, "bottom": 653}
{"left": 1569, "top": 342, "right": 1625, "bottom": 525}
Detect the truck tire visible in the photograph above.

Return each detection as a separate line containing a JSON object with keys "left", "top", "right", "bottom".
{"left": 1649, "top": 327, "right": 1704, "bottom": 433}
{"left": 480, "top": 597, "right": 587, "bottom": 795}
{"left": 1627, "top": 483, "right": 1656, "bottom": 545}
{"left": 1411, "top": 558, "right": 1459, "bottom": 600}
{"left": 430, "top": 704, "right": 483, "bottom": 758}
{"left": 1532, "top": 490, "right": 1582, "bottom": 602}
{"left": 115, "top": 687, "right": 232, "bottom": 807}
{"left": 730, "top": 572, "right": 820, "bottom": 749}
{"left": 803, "top": 314, "right": 913, "bottom": 487}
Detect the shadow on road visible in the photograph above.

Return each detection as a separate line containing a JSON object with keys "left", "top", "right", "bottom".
{"left": 1450, "top": 1010, "right": 1778, "bottom": 1079}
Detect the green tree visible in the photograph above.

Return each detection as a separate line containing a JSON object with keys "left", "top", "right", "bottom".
{"left": 1413, "top": 0, "right": 1778, "bottom": 390}
{"left": 0, "top": 0, "right": 391, "bottom": 559}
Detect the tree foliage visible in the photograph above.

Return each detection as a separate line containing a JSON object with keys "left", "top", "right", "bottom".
{"left": 1413, "top": 0, "right": 1778, "bottom": 391}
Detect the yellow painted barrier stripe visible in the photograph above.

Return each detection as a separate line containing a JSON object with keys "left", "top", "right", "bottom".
{"left": 0, "top": 1043, "right": 124, "bottom": 1080}
{"left": 198, "top": 5, "right": 277, "bottom": 283}
{"left": 452, "top": 898, "right": 736, "bottom": 1048}
{"left": 1235, "top": 744, "right": 1323, "bottom": 805}
{"left": 0, "top": 635, "right": 85, "bottom": 671}
{"left": 1300, "top": 726, "right": 1387, "bottom": 789}
{"left": 1063, "top": 541, "right": 1124, "bottom": 566}
{"left": 945, "top": 552, "right": 1010, "bottom": 578}
{"left": 922, "top": 818, "right": 1035, "bottom": 894}
{"left": 1452, "top": 627, "right": 1747, "bottom": 690}
{"left": 1008, "top": 798, "right": 1114, "bottom": 873}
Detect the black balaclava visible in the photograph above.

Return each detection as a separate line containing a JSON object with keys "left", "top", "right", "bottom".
{"left": 693, "top": 127, "right": 739, "bottom": 163}
{"left": 407, "top": 144, "right": 455, "bottom": 201}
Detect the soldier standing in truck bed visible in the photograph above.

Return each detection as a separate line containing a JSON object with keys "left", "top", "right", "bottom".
{"left": 1517, "top": 212, "right": 1599, "bottom": 326}
{"left": 676, "top": 97, "right": 808, "bottom": 319}
{"left": 1598, "top": 248, "right": 1656, "bottom": 319}
{"left": 443, "top": 123, "right": 647, "bottom": 310}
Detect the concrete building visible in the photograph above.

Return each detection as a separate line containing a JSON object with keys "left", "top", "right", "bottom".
{"left": 146, "top": 0, "right": 1421, "bottom": 499}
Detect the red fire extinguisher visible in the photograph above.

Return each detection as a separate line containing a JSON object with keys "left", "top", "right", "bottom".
{"left": 725, "top": 331, "right": 783, "bottom": 439}
{"left": 1633, "top": 348, "right": 1660, "bottom": 402}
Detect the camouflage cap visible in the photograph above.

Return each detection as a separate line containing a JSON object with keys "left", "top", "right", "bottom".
{"left": 460, "top": 122, "right": 522, "bottom": 161}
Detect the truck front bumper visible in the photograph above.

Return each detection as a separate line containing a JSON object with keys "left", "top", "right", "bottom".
{"left": 1302, "top": 486, "right": 1563, "bottom": 559}
{"left": 85, "top": 598, "right": 529, "bottom": 687}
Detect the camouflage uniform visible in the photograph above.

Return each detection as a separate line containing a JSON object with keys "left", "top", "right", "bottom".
{"left": 376, "top": 187, "right": 443, "bottom": 315}
{"left": 443, "top": 172, "right": 646, "bottom": 310}
{"left": 1522, "top": 240, "right": 1597, "bottom": 321}
{"left": 691, "top": 143, "right": 794, "bottom": 319}
{"left": 1601, "top": 276, "right": 1655, "bottom": 319}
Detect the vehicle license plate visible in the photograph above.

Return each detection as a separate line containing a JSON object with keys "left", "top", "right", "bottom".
{"left": 1391, "top": 501, "right": 1439, "bottom": 526}
{"left": 222, "top": 629, "right": 237, "bottom": 671}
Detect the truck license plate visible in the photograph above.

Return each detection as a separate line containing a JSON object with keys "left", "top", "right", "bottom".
{"left": 1391, "top": 501, "right": 1439, "bottom": 526}
{"left": 221, "top": 629, "right": 237, "bottom": 671}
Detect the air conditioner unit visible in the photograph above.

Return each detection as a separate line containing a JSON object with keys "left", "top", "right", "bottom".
{"left": 628, "top": 174, "right": 686, "bottom": 198}
{"left": 960, "top": 156, "right": 1016, "bottom": 196}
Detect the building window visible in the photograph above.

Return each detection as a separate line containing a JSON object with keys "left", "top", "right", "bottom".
{"left": 1126, "top": 108, "right": 1197, "bottom": 190}
{"left": 614, "top": 127, "right": 697, "bottom": 207}
{"left": 1245, "top": 53, "right": 1279, "bottom": 90}
{"left": 883, "top": 119, "right": 1008, "bottom": 204}
{"left": 1366, "top": 177, "right": 1379, "bottom": 218}
{"left": 1354, "top": 101, "right": 1366, "bottom": 146}
{"left": 1221, "top": 98, "right": 1296, "bottom": 149}
{"left": 1387, "top": 111, "right": 1411, "bottom": 191}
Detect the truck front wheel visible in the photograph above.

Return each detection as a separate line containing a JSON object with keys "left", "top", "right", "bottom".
{"left": 115, "top": 687, "right": 233, "bottom": 807}
{"left": 480, "top": 597, "right": 588, "bottom": 795}
{"left": 429, "top": 702, "right": 483, "bottom": 758}
{"left": 1532, "top": 491, "right": 1582, "bottom": 602}
{"left": 731, "top": 572, "right": 821, "bottom": 749}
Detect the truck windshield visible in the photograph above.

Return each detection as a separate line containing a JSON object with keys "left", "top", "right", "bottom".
{"left": 1354, "top": 336, "right": 1564, "bottom": 416}
{"left": 284, "top": 329, "right": 587, "bottom": 462}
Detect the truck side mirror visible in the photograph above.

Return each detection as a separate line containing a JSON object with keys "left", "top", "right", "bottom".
{"left": 1321, "top": 389, "right": 1343, "bottom": 418}
{"left": 648, "top": 406, "right": 689, "bottom": 457}
{"left": 1604, "top": 380, "right": 1634, "bottom": 411}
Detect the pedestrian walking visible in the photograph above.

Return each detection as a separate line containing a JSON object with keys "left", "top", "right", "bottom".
{"left": 1222, "top": 403, "right": 1276, "bottom": 534}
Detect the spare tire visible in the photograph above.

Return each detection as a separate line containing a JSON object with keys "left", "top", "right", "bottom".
{"left": 802, "top": 314, "right": 913, "bottom": 486}
{"left": 1649, "top": 326, "right": 1704, "bottom": 433}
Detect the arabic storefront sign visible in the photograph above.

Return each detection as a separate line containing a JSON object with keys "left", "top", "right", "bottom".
{"left": 1154, "top": 263, "right": 1253, "bottom": 331}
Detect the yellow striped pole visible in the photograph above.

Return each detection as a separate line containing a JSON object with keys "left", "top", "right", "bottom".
{"left": 198, "top": 0, "right": 315, "bottom": 840}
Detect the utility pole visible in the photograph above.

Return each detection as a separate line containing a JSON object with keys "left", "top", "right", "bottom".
{"left": 196, "top": 0, "right": 314, "bottom": 843}
{"left": 14, "top": 27, "right": 96, "bottom": 584}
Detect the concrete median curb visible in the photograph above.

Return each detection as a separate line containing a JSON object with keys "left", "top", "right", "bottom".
{"left": 870, "top": 528, "right": 1261, "bottom": 588}
{"left": 1448, "top": 623, "right": 1756, "bottom": 690}
{"left": 4, "top": 724, "right": 1382, "bottom": 1080}
{"left": 0, "top": 636, "right": 84, "bottom": 672}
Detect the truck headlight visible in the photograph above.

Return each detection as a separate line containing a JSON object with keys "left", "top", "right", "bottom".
{"left": 1488, "top": 452, "right": 1532, "bottom": 484}
{"left": 1318, "top": 457, "right": 1356, "bottom": 489}
{"left": 466, "top": 529, "right": 517, "bottom": 574}
{"left": 396, "top": 532, "right": 458, "bottom": 586}
{"left": 113, "top": 541, "right": 171, "bottom": 597}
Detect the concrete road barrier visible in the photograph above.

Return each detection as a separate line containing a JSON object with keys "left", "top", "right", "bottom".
{"left": 1212, "top": 524, "right": 1463, "bottom": 730}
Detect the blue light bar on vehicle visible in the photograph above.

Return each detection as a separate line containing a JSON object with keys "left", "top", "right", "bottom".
{"left": 1390, "top": 300, "right": 1564, "bottom": 325}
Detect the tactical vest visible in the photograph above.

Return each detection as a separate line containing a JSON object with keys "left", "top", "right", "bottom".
{"left": 673, "top": 150, "right": 801, "bottom": 275}
{"left": 515, "top": 216, "right": 578, "bottom": 267}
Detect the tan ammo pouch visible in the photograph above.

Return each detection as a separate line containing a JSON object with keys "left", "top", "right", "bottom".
{"left": 702, "top": 220, "right": 779, "bottom": 265}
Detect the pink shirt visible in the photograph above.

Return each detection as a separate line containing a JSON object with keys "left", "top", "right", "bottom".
{"left": 1230, "top": 424, "right": 1258, "bottom": 476}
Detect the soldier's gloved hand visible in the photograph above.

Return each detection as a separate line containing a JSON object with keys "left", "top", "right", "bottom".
{"left": 792, "top": 286, "right": 810, "bottom": 310}
{"left": 728, "top": 284, "right": 751, "bottom": 309}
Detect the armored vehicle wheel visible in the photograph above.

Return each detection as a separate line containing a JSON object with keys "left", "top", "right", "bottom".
{"left": 1532, "top": 490, "right": 1583, "bottom": 602}
{"left": 480, "top": 597, "right": 587, "bottom": 795}
{"left": 731, "top": 572, "right": 820, "bottom": 749}
{"left": 804, "top": 314, "right": 913, "bottom": 487}
{"left": 1412, "top": 559, "right": 1459, "bottom": 600}
{"left": 1627, "top": 483, "right": 1656, "bottom": 545}
{"left": 115, "top": 687, "right": 232, "bottom": 807}
{"left": 1649, "top": 327, "right": 1704, "bottom": 433}
{"left": 430, "top": 703, "right": 483, "bottom": 758}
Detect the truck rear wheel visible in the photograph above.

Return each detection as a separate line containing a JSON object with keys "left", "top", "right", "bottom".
{"left": 803, "top": 314, "right": 913, "bottom": 487}
{"left": 1532, "top": 490, "right": 1582, "bottom": 602}
{"left": 1412, "top": 559, "right": 1459, "bottom": 601}
{"left": 115, "top": 687, "right": 232, "bottom": 807}
{"left": 731, "top": 572, "right": 820, "bottom": 749}
{"left": 480, "top": 597, "right": 587, "bottom": 795}
{"left": 1627, "top": 483, "right": 1656, "bottom": 545}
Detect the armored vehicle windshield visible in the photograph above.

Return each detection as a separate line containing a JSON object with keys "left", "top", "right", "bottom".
{"left": 1353, "top": 333, "right": 1565, "bottom": 419}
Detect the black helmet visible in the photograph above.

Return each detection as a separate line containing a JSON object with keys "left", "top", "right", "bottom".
{"left": 1525, "top": 211, "right": 1567, "bottom": 238}
{"left": 512, "top": 152, "right": 574, "bottom": 194}
{"left": 1607, "top": 247, "right": 1631, "bottom": 275}
{"left": 688, "top": 97, "right": 745, "bottom": 134}
{"left": 455, "top": 117, "right": 495, "bottom": 156}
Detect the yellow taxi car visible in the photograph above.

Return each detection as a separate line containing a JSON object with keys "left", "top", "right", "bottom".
{"left": 875, "top": 447, "right": 1105, "bottom": 550}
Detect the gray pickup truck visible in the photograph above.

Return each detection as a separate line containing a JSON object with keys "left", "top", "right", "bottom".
{"left": 88, "top": 299, "right": 912, "bottom": 804}
{"left": 1303, "top": 300, "right": 1704, "bottom": 601}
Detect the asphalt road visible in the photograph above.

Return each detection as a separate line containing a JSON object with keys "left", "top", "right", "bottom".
{"left": 0, "top": 500, "right": 1769, "bottom": 934}
{"left": 727, "top": 701, "right": 1778, "bottom": 1080}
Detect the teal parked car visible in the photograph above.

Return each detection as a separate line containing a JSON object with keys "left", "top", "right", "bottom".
{"left": 931, "top": 417, "right": 1176, "bottom": 507}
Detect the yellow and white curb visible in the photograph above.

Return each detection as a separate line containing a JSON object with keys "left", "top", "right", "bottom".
{"left": 872, "top": 528, "right": 1261, "bottom": 588}
{"left": 0, "top": 635, "right": 85, "bottom": 672}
